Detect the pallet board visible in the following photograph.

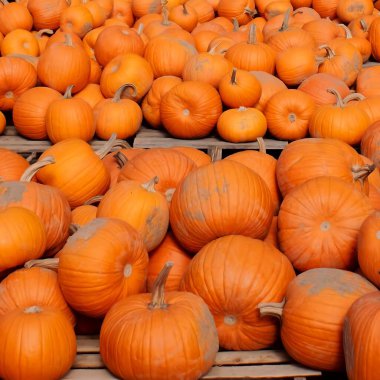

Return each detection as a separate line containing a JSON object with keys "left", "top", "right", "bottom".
{"left": 63, "top": 336, "right": 322, "bottom": 380}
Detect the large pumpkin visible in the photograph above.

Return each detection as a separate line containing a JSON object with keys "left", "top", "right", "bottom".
{"left": 0, "top": 148, "right": 30, "bottom": 181}
{"left": 180, "top": 235, "right": 295, "bottom": 350}
{"left": 100, "top": 261, "right": 219, "bottom": 380}
{"left": 170, "top": 160, "right": 274, "bottom": 253}
{"left": 259, "top": 268, "right": 377, "bottom": 371}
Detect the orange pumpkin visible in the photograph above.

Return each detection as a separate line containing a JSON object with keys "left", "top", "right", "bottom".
{"left": 168, "top": 3, "right": 198, "bottom": 32}
{"left": 85, "top": 0, "right": 108, "bottom": 27}
{"left": 356, "top": 66, "right": 380, "bottom": 98}
{"left": 0, "top": 110, "right": 5, "bottom": 135}
{"left": 131, "top": 0, "right": 162, "bottom": 18}
{"left": 160, "top": 80, "right": 223, "bottom": 139}
{"left": 0, "top": 148, "right": 30, "bottom": 181}
{"left": 83, "top": 26, "right": 105, "bottom": 59}
{"left": 171, "top": 146, "right": 211, "bottom": 167}
{"left": 337, "top": 0, "right": 374, "bottom": 23}
{"left": 0, "top": 1, "right": 33, "bottom": 35}
{"left": 46, "top": 85, "right": 96, "bottom": 143}
{"left": 71, "top": 202, "right": 98, "bottom": 227}
{"left": 259, "top": 268, "right": 377, "bottom": 371}
{"left": 170, "top": 160, "right": 274, "bottom": 252}
{"left": 187, "top": 0, "right": 215, "bottom": 22}
{"left": 301, "top": 18, "right": 342, "bottom": 46}
{"left": 180, "top": 235, "right": 295, "bottom": 350}
{"left": 217, "top": 0, "right": 256, "bottom": 25}
{"left": 369, "top": 16, "right": 380, "bottom": 62}
{"left": 60, "top": 5, "right": 94, "bottom": 38}
{"left": 111, "top": 0, "right": 134, "bottom": 26}
{"left": 361, "top": 121, "right": 380, "bottom": 166}
{"left": 73, "top": 83, "right": 105, "bottom": 108}
{"left": 0, "top": 29, "right": 39, "bottom": 57}
{"left": 100, "top": 261, "right": 219, "bottom": 380}
{"left": 27, "top": 0, "right": 69, "bottom": 30}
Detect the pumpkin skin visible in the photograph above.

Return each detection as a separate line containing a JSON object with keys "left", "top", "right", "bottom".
{"left": 59, "top": 5, "right": 94, "bottom": 39}
{"left": 181, "top": 235, "right": 295, "bottom": 350}
{"left": 358, "top": 212, "right": 380, "bottom": 288}
{"left": 160, "top": 80, "right": 223, "bottom": 139}
{"left": 0, "top": 111, "right": 4, "bottom": 135}
{"left": 0, "top": 207, "right": 46, "bottom": 272}
{"left": 0, "top": 305, "right": 76, "bottom": 380}
{"left": 0, "top": 29, "right": 40, "bottom": 57}
{"left": 97, "top": 178, "right": 170, "bottom": 252}
{"left": 100, "top": 262, "right": 219, "bottom": 380}
{"left": 361, "top": 121, "right": 380, "bottom": 167}
{"left": 278, "top": 176, "right": 374, "bottom": 272}
{"left": 147, "top": 232, "right": 192, "bottom": 292}
{"left": 170, "top": 160, "right": 274, "bottom": 253}
{"left": 356, "top": 66, "right": 380, "bottom": 98}
{"left": 0, "top": 2, "right": 33, "bottom": 35}
{"left": 264, "top": 89, "right": 315, "bottom": 141}
{"left": 13, "top": 86, "right": 61, "bottom": 140}
{"left": 337, "top": 0, "right": 374, "bottom": 24}
{"left": 0, "top": 267, "right": 75, "bottom": 326}
{"left": 0, "top": 148, "right": 30, "bottom": 181}
{"left": 369, "top": 16, "right": 380, "bottom": 61}
{"left": 27, "top": 0, "right": 69, "bottom": 30}
{"left": 343, "top": 291, "right": 380, "bottom": 380}
{"left": 73, "top": 83, "right": 105, "bottom": 109}
{"left": 58, "top": 217, "right": 149, "bottom": 318}
{"left": 71, "top": 204, "right": 98, "bottom": 227}
{"left": 171, "top": 146, "right": 211, "bottom": 167}
{"left": 260, "top": 268, "right": 377, "bottom": 372}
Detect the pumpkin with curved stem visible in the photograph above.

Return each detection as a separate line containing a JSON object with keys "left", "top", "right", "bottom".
{"left": 118, "top": 147, "right": 196, "bottom": 202}
{"left": 100, "top": 261, "right": 219, "bottom": 380}
{"left": 170, "top": 160, "right": 274, "bottom": 253}
{"left": 94, "top": 83, "right": 143, "bottom": 140}
{"left": 0, "top": 207, "right": 46, "bottom": 272}
{"left": 94, "top": 25, "right": 145, "bottom": 67}
{"left": 348, "top": 15, "right": 375, "bottom": 38}
{"left": 168, "top": 3, "right": 198, "bottom": 32}
{"left": 358, "top": 212, "right": 380, "bottom": 288}
{"left": 37, "top": 33, "right": 90, "bottom": 94}
{"left": 0, "top": 148, "right": 30, "bottom": 181}
{"left": 309, "top": 89, "right": 370, "bottom": 146}
{"left": 216, "top": 106, "right": 267, "bottom": 143}
{"left": 60, "top": 5, "right": 94, "bottom": 38}
{"left": 142, "top": 75, "right": 182, "bottom": 129}
{"left": 264, "top": 89, "right": 315, "bottom": 141}
{"left": 0, "top": 305, "right": 76, "bottom": 380}
{"left": 27, "top": 0, "right": 69, "bottom": 30}
{"left": 0, "top": 56, "right": 37, "bottom": 111}
{"left": 181, "top": 235, "right": 295, "bottom": 350}
{"left": 278, "top": 176, "right": 374, "bottom": 272}
{"left": 217, "top": 0, "right": 256, "bottom": 25}
{"left": 0, "top": 0, "right": 33, "bottom": 35}
{"left": 0, "top": 266, "right": 75, "bottom": 326}
{"left": 46, "top": 84, "right": 96, "bottom": 144}
{"left": 259, "top": 268, "right": 377, "bottom": 372}
{"left": 344, "top": 291, "right": 380, "bottom": 380}
{"left": 225, "top": 138, "right": 281, "bottom": 214}
{"left": 100, "top": 53, "right": 154, "bottom": 102}
{"left": 97, "top": 177, "right": 170, "bottom": 251}
{"left": 218, "top": 68, "right": 262, "bottom": 108}
{"left": 337, "top": 0, "right": 374, "bottom": 23}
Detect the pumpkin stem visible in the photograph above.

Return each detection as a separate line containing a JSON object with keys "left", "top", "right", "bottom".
{"left": 113, "top": 151, "right": 128, "bottom": 168}
{"left": 211, "top": 147, "right": 222, "bottom": 161}
{"left": 327, "top": 88, "right": 344, "bottom": 108}
{"left": 69, "top": 223, "right": 80, "bottom": 235}
{"left": 232, "top": 18, "right": 239, "bottom": 32}
{"left": 7, "top": 54, "right": 39, "bottom": 67}
{"left": 279, "top": 8, "right": 291, "bottom": 32}
{"left": 165, "top": 188, "right": 175, "bottom": 203}
{"left": 20, "top": 156, "right": 55, "bottom": 182}
{"left": 161, "top": 0, "right": 170, "bottom": 26}
{"left": 24, "top": 306, "right": 42, "bottom": 314}
{"left": 26, "top": 152, "right": 37, "bottom": 163}
{"left": 36, "top": 29, "right": 54, "bottom": 38}
{"left": 258, "top": 299, "right": 285, "bottom": 320}
{"left": 95, "top": 134, "right": 131, "bottom": 159}
{"left": 0, "top": 0, "right": 9, "bottom": 5}
{"left": 360, "top": 18, "right": 369, "bottom": 32}
{"left": 148, "top": 261, "right": 174, "bottom": 309}
{"left": 141, "top": 176, "right": 159, "bottom": 192}
{"left": 24, "top": 258, "right": 60, "bottom": 271}
{"left": 319, "top": 44, "right": 335, "bottom": 59}
{"left": 248, "top": 23, "right": 257, "bottom": 44}
{"left": 338, "top": 23, "right": 352, "bottom": 39}
{"left": 257, "top": 137, "right": 266, "bottom": 154}
{"left": 342, "top": 92, "right": 366, "bottom": 103}
{"left": 352, "top": 164, "right": 376, "bottom": 188}
{"left": 182, "top": 3, "right": 188, "bottom": 15}
{"left": 230, "top": 67, "right": 238, "bottom": 84}
{"left": 136, "top": 23, "right": 144, "bottom": 35}
{"left": 64, "top": 33, "right": 73, "bottom": 47}
{"left": 84, "top": 195, "right": 104, "bottom": 205}
{"left": 244, "top": 6, "right": 257, "bottom": 18}
{"left": 63, "top": 85, "right": 75, "bottom": 99}
{"left": 112, "top": 83, "right": 138, "bottom": 103}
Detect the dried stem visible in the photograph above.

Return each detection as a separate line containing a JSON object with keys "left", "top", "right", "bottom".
{"left": 327, "top": 88, "right": 344, "bottom": 108}
{"left": 113, "top": 83, "right": 137, "bottom": 103}
{"left": 148, "top": 261, "right": 174, "bottom": 309}
{"left": 24, "top": 258, "right": 59, "bottom": 271}
{"left": 141, "top": 176, "right": 159, "bottom": 192}
{"left": 258, "top": 299, "right": 285, "bottom": 319}
{"left": 20, "top": 156, "right": 55, "bottom": 182}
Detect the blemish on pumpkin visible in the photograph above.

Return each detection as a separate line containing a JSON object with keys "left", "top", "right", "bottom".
{"left": 124, "top": 264, "right": 132, "bottom": 278}
{"left": 320, "top": 221, "right": 331, "bottom": 231}
{"left": 183, "top": 109, "right": 190, "bottom": 116}
{"left": 67, "top": 218, "right": 107, "bottom": 243}
{"left": 224, "top": 315, "right": 237, "bottom": 325}
{"left": 24, "top": 305, "right": 42, "bottom": 314}
{"left": 376, "top": 230, "right": 380, "bottom": 240}
{"left": 5, "top": 91, "right": 13, "bottom": 99}
{"left": 288, "top": 113, "right": 296, "bottom": 123}
{"left": 0, "top": 182, "right": 27, "bottom": 205}
{"left": 22, "top": 41, "right": 30, "bottom": 49}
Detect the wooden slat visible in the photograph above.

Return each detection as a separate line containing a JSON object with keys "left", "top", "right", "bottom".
{"left": 73, "top": 354, "right": 104, "bottom": 369}
{"left": 76, "top": 338, "right": 99, "bottom": 354}
{"left": 63, "top": 369, "right": 118, "bottom": 380}
{"left": 214, "top": 350, "right": 291, "bottom": 365}
{"left": 201, "top": 364, "right": 322, "bottom": 379}
{"left": 133, "top": 127, "right": 288, "bottom": 150}
{"left": 362, "top": 61, "right": 380, "bottom": 67}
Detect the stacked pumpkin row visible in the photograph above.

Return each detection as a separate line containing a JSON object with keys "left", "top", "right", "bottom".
{"left": 1, "top": 0, "right": 380, "bottom": 146}
{"left": 1, "top": 129, "right": 380, "bottom": 379}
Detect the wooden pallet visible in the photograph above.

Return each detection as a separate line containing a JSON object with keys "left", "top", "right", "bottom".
{"left": 63, "top": 336, "right": 322, "bottom": 380}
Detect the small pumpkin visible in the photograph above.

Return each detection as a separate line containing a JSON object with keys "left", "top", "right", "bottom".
{"left": 59, "top": 4, "right": 94, "bottom": 38}
{"left": 0, "top": 0, "right": 33, "bottom": 35}
{"left": 0, "top": 29, "right": 40, "bottom": 57}
{"left": 27, "top": 0, "right": 69, "bottom": 30}
{"left": 73, "top": 83, "right": 105, "bottom": 108}
{"left": 0, "top": 148, "right": 30, "bottom": 181}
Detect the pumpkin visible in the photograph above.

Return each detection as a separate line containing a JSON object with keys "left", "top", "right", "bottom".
{"left": 311, "top": 0, "right": 338, "bottom": 19}
{"left": 94, "top": 0, "right": 113, "bottom": 18}
{"left": 27, "top": 0, "right": 69, "bottom": 30}
{"left": 225, "top": 138, "right": 281, "bottom": 214}
{"left": 56, "top": 217, "right": 148, "bottom": 317}
{"left": 0, "top": 148, "right": 30, "bottom": 181}
{"left": 0, "top": 29, "right": 40, "bottom": 57}
{"left": 46, "top": 84, "right": 95, "bottom": 143}
{"left": 85, "top": 0, "right": 108, "bottom": 27}
{"left": 0, "top": 1, "right": 33, "bottom": 35}
{"left": 216, "top": 106, "right": 267, "bottom": 143}
{"left": 217, "top": 0, "right": 256, "bottom": 25}
{"left": 71, "top": 201, "right": 99, "bottom": 227}
{"left": 259, "top": 268, "right": 377, "bottom": 371}
{"left": 348, "top": 15, "right": 376, "bottom": 38}
{"left": 160, "top": 80, "right": 223, "bottom": 139}
{"left": 131, "top": 0, "right": 162, "bottom": 18}
{"left": 338, "top": 23, "right": 371, "bottom": 62}
{"left": 168, "top": 3, "right": 198, "bottom": 32}
{"left": 60, "top": 5, "right": 94, "bottom": 38}
{"left": 264, "top": 1, "right": 293, "bottom": 20}
{"left": 276, "top": 137, "right": 370, "bottom": 197}
{"left": 298, "top": 73, "right": 351, "bottom": 106}
{"left": 278, "top": 176, "right": 374, "bottom": 272}
{"left": 337, "top": 0, "right": 374, "bottom": 23}
{"left": 147, "top": 231, "right": 192, "bottom": 292}
{"left": 73, "top": 83, "right": 105, "bottom": 108}
{"left": 358, "top": 212, "right": 380, "bottom": 287}
{"left": 264, "top": 89, "right": 315, "bottom": 141}
{"left": 45, "top": 28, "right": 84, "bottom": 50}
{"left": 187, "top": 0, "right": 215, "bottom": 22}
{"left": 172, "top": 146, "right": 211, "bottom": 167}
{"left": 141, "top": 75, "right": 183, "bottom": 129}
{"left": 301, "top": 18, "right": 342, "bottom": 46}
{"left": 100, "top": 261, "right": 219, "bottom": 380}
{"left": 35, "top": 138, "right": 112, "bottom": 208}
{"left": 344, "top": 93, "right": 380, "bottom": 126}
{"left": 361, "top": 121, "right": 380, "bottom": 167}
{"left": 308, "top": 88, "right": 370, "bottom": 146}
{"left": 0, "top": 266, "right": 75, "bottom": 326}
{"left": 111, "top": 0, "right": 134, "bottom": 26}
{"left": 0, "top": 110, "right": 5, "bottom": 135}
{"left": 37, "top": 33, "right": 90, "bottom": 94}
{"left": 0, "top": 207, "right": 46, "bottom": 272}
{"left": 218, "top": 68, "right": 262, "bottom": 108}
{"left": 83, "top": 26, "right": 105, "bottom": 59}
{"left": 0, "top": 56, "right": 37, "bottom": 111}
{"left": 94, "top": 25, "right": 145, "bottom": 67}
{"left": 344, "top": 291, "right": 380, "bottom": 380}
{"left": 0, "top": 305, "right": 76, "bottom": 380}
{"left": 180, "top": 235, "right": 295, "bottom": 350}
{"left": 264, "top": 215, "right": 279, "bottom": 248}
{"left": 356, "top": 66, "right": 380, "bottom": 98}
{"left": 118, "top": 147, "right": 196, "bottom": 202}
{"left": 100, "top": 53, "right": 154, "bottom": 102}
{"left": 369, "top": 16, "right": 380, "bottom": 62}
{"left": 170, "top": 160, "right": 274, "bottom": 253}
{"left": 97, "top": 177, "right": 170, "bottom": 251}
{"left": 291, "top": 7, "right": 320, "bottom": 26}
{"left": 94, "top": 83, "right": 143, "bottom": 140}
